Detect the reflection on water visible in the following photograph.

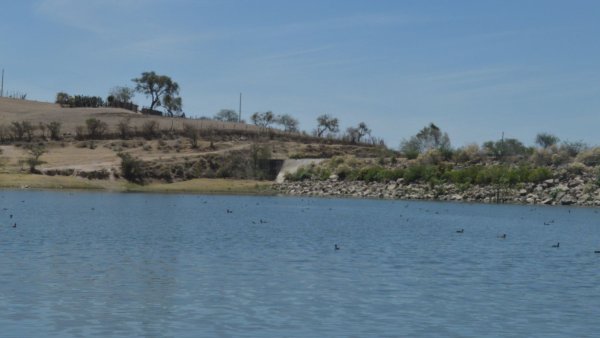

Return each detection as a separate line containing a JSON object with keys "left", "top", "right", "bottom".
{"left": 1, "top": 190, "right": 600, "bottom": 337}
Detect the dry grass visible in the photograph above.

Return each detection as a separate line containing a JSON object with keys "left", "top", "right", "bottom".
{"left": 0, "top": 173, "right": 272, "bottom": 195}
{"left": 0, "top": 97, "right": 260, "bottom": 135}
{"left": 0, "top": 173, "right": 116, "bottom": 190}
{"left": 126, "top": 178, "right": 273, "bottom": 194}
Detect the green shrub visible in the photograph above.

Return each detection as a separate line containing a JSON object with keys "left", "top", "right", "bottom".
{"left": 118, "top": 153, "right": 145, "bottom": 184}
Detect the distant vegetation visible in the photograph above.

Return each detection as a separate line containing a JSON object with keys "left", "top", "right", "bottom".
{"left": 3, "top": 73, "right": 598, "bottom": 189}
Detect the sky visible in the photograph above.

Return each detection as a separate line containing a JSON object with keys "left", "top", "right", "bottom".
{"left": 1, "top": 0, "right": 599, "bottom": 148}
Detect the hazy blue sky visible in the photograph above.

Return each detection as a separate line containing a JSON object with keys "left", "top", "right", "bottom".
{"left": 1, "top": 0, "right": 599, "bottom": 147}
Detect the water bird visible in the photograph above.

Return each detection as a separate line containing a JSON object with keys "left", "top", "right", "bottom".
{"left": 10, "top": 214, "right": 13, "bottom": 219}
{"left": 456, "top": 229, "right": 464, "bottom": 233}
{"left": 12, "top": 223, "right": 16, "bottom": 228}
{"left": 595, "top": 250, "right": 600, "bottom": 253}
{"left": 226, "top": 209, "right": 233, "bottom": 214}
{"left": 552, "top": 242, "right": 560, "bottom": 248}
{"left": 335, "top": 244, "right": 340, "bottom": 250}
{"left": 498, "top": 234, "right": 507, "bottom": 239}
{"left": 544, "top": 222, "right": 550, "bottom": 225}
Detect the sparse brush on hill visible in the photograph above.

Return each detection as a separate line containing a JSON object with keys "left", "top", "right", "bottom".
{"left": 285, "top": 155, "right": 552, "bottom": 187}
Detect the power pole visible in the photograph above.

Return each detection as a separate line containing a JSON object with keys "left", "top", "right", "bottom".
{"left": 1, "top": 69, "right": 4, "bottom": 97}
{"left": 238, "top": 93, "right": 242, "bottom": 122}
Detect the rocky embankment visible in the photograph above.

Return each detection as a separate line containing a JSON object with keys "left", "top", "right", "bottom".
{"left": 274, "top": 172, "right": 600, "bottom": 206}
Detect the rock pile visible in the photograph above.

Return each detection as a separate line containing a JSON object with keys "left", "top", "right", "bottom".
{"left": 274, "top": 173, "right": 600, "bottom": 206}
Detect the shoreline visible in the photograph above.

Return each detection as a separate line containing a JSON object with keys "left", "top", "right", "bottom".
{"left": 273, "top": 177, "right": 600, "bottom": 207}
{"left": 0, "top": 173, "right": 273, "bottom": 195}
{"left": 3, "top": 172, "right": 600, "bottom": 208}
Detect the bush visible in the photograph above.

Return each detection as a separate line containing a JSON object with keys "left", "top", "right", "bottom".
{"left": 118, "top": 153, "right": 145, "bottom": 184}
{"left": 86, "top": 118, "right": 108, "bottom": 139}
{"left": 117, "top": 118, "right": 131, "bottom": 139}
{"left": 142, "top": 120, "right": 160, "bottom": 139}
{"left": 576, "top": 147, "right": 600, "bottom": 166}
{"left": 453, "top": 144, "right": 482, "bottom": 163}
{"left": 47, "top": 121, "right": 62, "bottom": 140}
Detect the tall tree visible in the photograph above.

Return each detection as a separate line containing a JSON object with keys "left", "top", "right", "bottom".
{"left": 316, "top": 114, "right": 339, "bottom": 137}
{"left": 275, "top": 114, "right": 299, "bottom": 132}
{"left": 132, "top": 71, "right": 181, "bottom": 113}
{"left": 163, "top": 94, "right": 183, "bottom": 117}
{"left": 400, "top": 123, "right": 451, "bottom": 158}
{"left": 347, "top": 122, "right": 371, "bottom": 143}
{"left": 251, "top": 111, "right": 275, "bottom": 128}
{"left": 535, "top": 132, "right": 560, "bottom": 149}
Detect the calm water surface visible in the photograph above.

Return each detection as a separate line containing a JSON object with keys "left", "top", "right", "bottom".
{"left": 1, "top": 190, "right": 600, "bottom": 337}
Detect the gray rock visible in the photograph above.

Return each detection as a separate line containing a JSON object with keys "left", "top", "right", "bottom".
{"left": 560, "top": 195, "right": 576, "bottom": 205}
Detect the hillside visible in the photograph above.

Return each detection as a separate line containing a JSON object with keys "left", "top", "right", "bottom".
{"left": 0, "top": 98, "right": 388, "bottom": 192}
{"left": 0, "top": 97, "right": 258, "bottom": 135}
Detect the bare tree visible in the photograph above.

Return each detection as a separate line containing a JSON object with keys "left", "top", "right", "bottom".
{"left": 316, "top": 114, "right": 339, "bottom": 137}
{"left": 183, "top": 123, "right": 200, "bottom": 148}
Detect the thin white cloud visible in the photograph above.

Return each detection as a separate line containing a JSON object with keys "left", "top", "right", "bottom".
{"left": 34, "top": 0, "right": 159, "bottom": 34}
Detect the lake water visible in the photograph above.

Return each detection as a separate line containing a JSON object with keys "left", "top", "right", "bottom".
{"left": 1, "top": 190, "right": 600, "bottom": 337}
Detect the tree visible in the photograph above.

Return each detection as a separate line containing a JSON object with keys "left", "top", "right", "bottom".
{"left": 535, "top": 132, "right": 560, "bottom": 149}
{"left": 22, "top": 122, "right": 35, "bottom": 142}
{"left": 10, "top": 121, "right": 25, "bottom": 141}
{"left": 10, "top": 121, "right": 35, "bottom": 142}
{"left": 108, "top": 86, "right": 135, "bottom": 103}
{"left": 141, "top": 120, "right": 160, "bottom": 139}
{"left": 399, "top": 137, "right": 422, "bottom": 159}
{"left": 316, "top": 114, "right": 339, "bottom": 137}
{"left": 26, "top": 145, "right": 46, "bottom": 173}
{"left": 117, "top": 118, "right": 131, "bottom": 139}
{"left": 56, "top": 92, "right": 70, "bottom": 106}
{"left": 251, "top": 111, "right": 275, "bottom": 128}
{"left": 483, "top": 138, "right": 531, "bottom": 158}
{"left": 118, "top": 153, "right": 145, "bottom": 184}
{"left": 47, "top": 121, "right": 62, "bottom": 140}
{"left": 86, "top": 118, "right": 108, "bottom": 139}
{"left": 183, "top": 123, "right": 200, "bottom": 148}
{"left": 275, "top": 114, "right": 299, "bottom": 132}
{"left": 560, "top": 140, "right": 587, "bottom": 157}
{"left": 0, "top": 124, "right": 10, "bottom": 142}
{"left": 132, "top": 71, "right": 182, "bottom": 115}
{"left": 214, "top": 109, "right": 239, "bottom": 122}
{"left": 400, "top": 123, "right": 451, "bottom": 158}
{"left": 38, "top": 123, "right": 47, "bottom": 140}
{"left": 347, "top": 122, "right": 371, "bottom": 143}
{"left": 163, "top": 94, "right": 183, "bottom": 117}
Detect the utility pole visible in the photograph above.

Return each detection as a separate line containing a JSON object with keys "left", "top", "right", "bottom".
{"left": 500, "top": 131, "right": 505, "bottom": 160}
{"left": 1, "top": 69, "right": 4, "bottom": 97}
{"left": 238, "top": 93, "right": 242, "bottom": 122}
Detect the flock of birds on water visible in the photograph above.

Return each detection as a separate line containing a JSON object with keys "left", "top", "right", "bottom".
{"left": 2, "top": 196, "right": 600, "bottom": 254}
